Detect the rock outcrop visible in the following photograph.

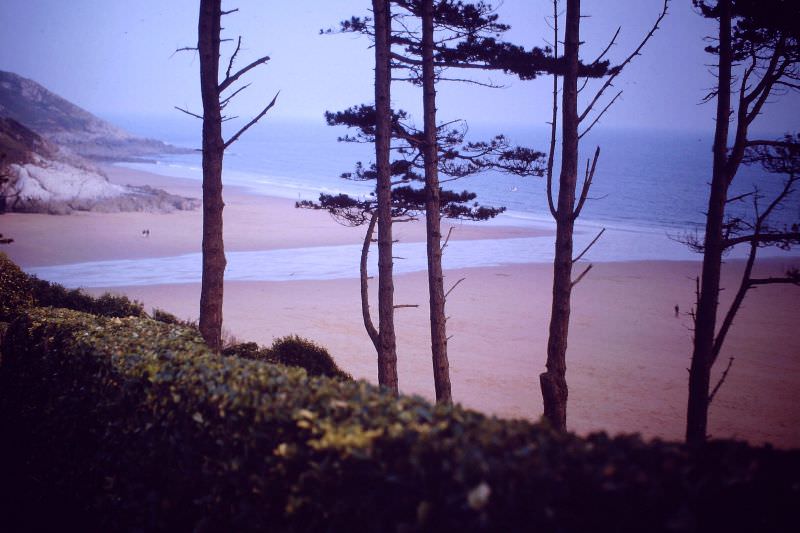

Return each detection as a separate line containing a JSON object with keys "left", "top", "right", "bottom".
{"left": 0, "top": 117, "right": 198, "bottom": 214}
{"left": 0, "top": 71, "right": 199, "bottom": 214}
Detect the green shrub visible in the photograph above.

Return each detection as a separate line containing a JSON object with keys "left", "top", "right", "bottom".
{"left": 223, "top": 336, "right": 352, "bottom": 380}
{"left": 1, "top": 307, "right": 798, "bottom": 532}
{"left": 265, "top": 335, "right": 352, "bottom": 380}
{"left": 221, "top": 341, "right": 264, "bottom": 360}
{"left": 0, "top": 254, "right": 146, "bottom": 320}
{"left": 28, "top": 276, "right": 146, "bottom": 318}
{"left": 151, "top": 307, "right": 197, "bottom": 328}
{"left": 1, "top": 256, "right": 346, "bottom": 375}
{"left": 0, "top": 252, "right": 34, "bottom": 319}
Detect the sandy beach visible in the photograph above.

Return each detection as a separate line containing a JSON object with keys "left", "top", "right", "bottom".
{"left": 2, "top": 164, "right": 799, "bottom": 448}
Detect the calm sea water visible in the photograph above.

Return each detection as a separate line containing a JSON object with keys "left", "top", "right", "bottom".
{"left": 119, "top": 117, "right": 798, "bottom": 233}
{"left": 28, "top": 117, "right": 799, "bottom": 287}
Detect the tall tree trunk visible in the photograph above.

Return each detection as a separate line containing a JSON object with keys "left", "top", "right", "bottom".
{"left": 421, "top": 0, "right": 452, "bottom": 404}
{"left": 686, "top": 0, "right": 732, "bottom": 446}
{"left": 198, "top": 0, "right": 226, "bottom": 352}
{"left": 372, "top": 0, "right": 399, "bottom": 394}
{"left": 540, "top": 0, "right": 580, "bottom": 431}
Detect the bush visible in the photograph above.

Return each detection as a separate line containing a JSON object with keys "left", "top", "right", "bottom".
{"left": 1, "top": 307, "right": 798, "bottom": 532}
{"left": 266, "top": 335, "right": 350, "bottom": 379}
{"left": 151, "top": 307, "right": 197, "bottom": 328}
{"left": 0, "top": 253, "right": 146, "bottom": 320}
{"left": 0, "top": 252, "right": 34, "bottom": 320}
{"left": 0, "top": 256, "right": 346, "bottom": 373}
{"left": 221, "top": 341, "right": 264, "bottom": 360}
{"left": 224, "top": 336, "right": 351, "bottom": 380}
{"left": 28, "top": 276, "right": 146, "bottom": 318}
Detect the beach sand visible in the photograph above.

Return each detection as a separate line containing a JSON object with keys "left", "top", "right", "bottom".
{"left": 2, "top": 164, "right": 798, "bottom": 448}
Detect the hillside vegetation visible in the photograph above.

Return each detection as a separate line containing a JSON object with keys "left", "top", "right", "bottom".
{"left": 0, "top": 254, "right": 798, "bottom": 532}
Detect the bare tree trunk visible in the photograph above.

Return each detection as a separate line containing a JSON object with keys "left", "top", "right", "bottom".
{"left": 540, "top": 0, "right": 580, "bottom": 432}
{"left": 421, "top": 0, "right": 451, "bottom": 404}
{"left": 686, "top": 0, "right": 732, "bottom": 446}
{"left": 198, "top": 0, "right": 226, "bottom": 352}
{"left": 372, "top": 0, "right": 399, "bottom": 394}
{"left": 360, "top": 212, "right": 380, "bottom": 352}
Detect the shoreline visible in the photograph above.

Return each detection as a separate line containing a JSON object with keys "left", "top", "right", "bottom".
{"left": 3, "top": 164, "right": 553, "bottom": 268}
{"left": 1, "top": 164, "right": 798, "bottom": 448}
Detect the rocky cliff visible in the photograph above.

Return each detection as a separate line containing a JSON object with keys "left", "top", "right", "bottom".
{"left": 0, "top": 70, "right": 189, "bottom": 161}
{"left": 0, "top": 76, "right": 199, "bottom": 215}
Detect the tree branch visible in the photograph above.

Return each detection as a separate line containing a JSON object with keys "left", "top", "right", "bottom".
{"left": 175, "top": 105, "right": 204, "bottom": 120}
{"left": 579, "top": 91, "right": 622, "bottom": 139}
{"left": 434, "top": 76, "right": 506, "bottom": 88}
{"left": 173, "top": 46, "right": 198, "bottom": 55}
{"left": 726, "top": 191, "right": 755, "bottom": 204}
{"left": 578, "top": 0, "right": 668, "bottom": 123}
{"left": 220, "top": 83, "right": 251, "bottom": 109}
{"left": 712, "top": 176, "right": 799, "bottom": 365}
{"left": 573, "top": 227, "right": 606, "bottom": 263}
{"left": 774, "top": 80, "right": 800, "bottom": 90}
{"left": 746, "top": 139, "right": 800, "bottom": 150}
{"left": 441, "top": 225, "right": 455, "bottom": 252}
{"left": 390, "top": 51, "right": 522, "bottom": 72}
{"left": 707, "top": 357, "right": 734, "bottom": 406}
{"left": 740, "top": 38, "right": 784, "bottom": 107}
{"left": 445, "top": 277, "right": 466, "bottom": 299}
{"left": 219, "top": 55, "right": 271, "bottom": 93}
{"left": 361, "top": 212, "right": 380, "bottom": 349}
{"left": 712, "top": 218, "right": 760, "bottom": 367}
{"left": 745, "top": 61, "right": 788, "bottom": 126}
{"left": 748, "top": 275, "right": 800, "bottom": 287}
{"left": 226, "top": 36, "right": 243, "bottom": 81}
{"left": 573, "top": 146, "right": 601, "bottom": 219}
{"left": 725, "top": 49, "right": 786, "bottom": 179}
{"left": 571, "top": 263, "right": 594, "bottom": 288}
{"left": 722, "top": 231, "right": 800, "bottom": 249}
{"left": 224, "top": 91, "right": 279, "bottom": 148}
{"left": 589, "top": 26, "right": 621, "bottom": 67}
{"left": 546, "top": 0, "right": 559, "bottom": 219}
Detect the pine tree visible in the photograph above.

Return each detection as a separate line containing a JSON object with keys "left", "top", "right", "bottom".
{"left": 192, "top": 1, "right": 277, "bottom": 351}
{"left": 325, "top": 0, "right": 549, "bottom": 401}
{"left": 300, "top": 104, "right": 539, "bottom": 390}
{"left": 686, "top": 0, "right": 800, "bottom": 445}
{"left": 387, "top": 0, "right": 561, "bottom": 402}
{"left": 526, "top": 0, "right": 667, "bottom": 431}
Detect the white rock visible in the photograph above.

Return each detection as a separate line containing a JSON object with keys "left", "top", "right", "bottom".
{"left": 7, "top": 161, "right": 125, "bottom": 203}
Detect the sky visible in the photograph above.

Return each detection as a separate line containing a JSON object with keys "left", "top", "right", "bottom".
{"left": 0, "top": 0, "right": 798, "bottom": 136}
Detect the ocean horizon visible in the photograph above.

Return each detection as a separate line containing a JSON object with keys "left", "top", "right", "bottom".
{"left": 114, "top": 116, "right": 798, "bottom": 233}
{"left": 27, "top": 117, "right": 800, "bottom": 288}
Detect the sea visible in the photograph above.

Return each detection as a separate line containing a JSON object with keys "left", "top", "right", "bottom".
{"left": 28, "top": 117, "right": 800, "bottom": 287}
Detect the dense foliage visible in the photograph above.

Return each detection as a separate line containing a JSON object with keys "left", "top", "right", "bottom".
{"left": 223, "top": 336, "right": 352, "bottom": 380}
{"left": 0, "top": 255, "right": 348, "bottom": 379}
{"left": 0, "top": 251, "right": 147, "bottom": 320}
{"left": 298, "top": 104, "right": 526, "bottom": 227}
{"left": 1, "top": 306, "right": 798, "bottom": 532}
{"left": 28, "top": 276, "right": 148, "bottom": 318}
{"left": 0, "top": 252, "right": 34, "bottom": 320}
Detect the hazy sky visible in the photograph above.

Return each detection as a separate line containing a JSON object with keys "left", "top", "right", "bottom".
{"left": 1, "top": 0, "right": 798, "bottom": 135}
